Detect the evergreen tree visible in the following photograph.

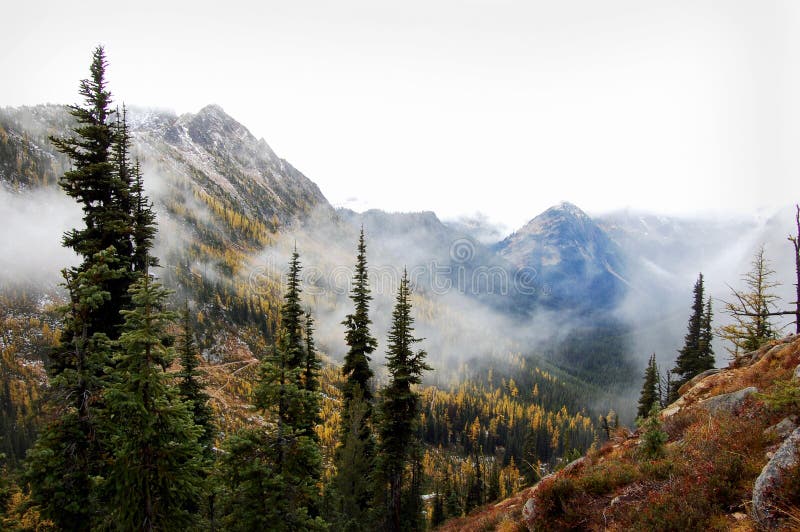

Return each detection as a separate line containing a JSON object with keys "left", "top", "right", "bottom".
{"left": 341, "top": 228, "right": 377, "bottom": 406}
{"left": 331, "top": 229, "right": 378, "bottom": 530}
{"left": 26, "top": 47, "right": 160, "bottom": 529}
{"left": 131, "top": 158, "right": 159, "bottom": 273}
{"left": 111, "top": 104, "right": 134, "bottom": 256}
{"left": 329, "top": 389, "right": 375, "bottom": 531}
{"left": 217, "top": 427, "right": 291, "bottom": 532}
{"left": 300, "top": 311, "right": 322, "bottom": 438}
{"left": 49, "top": 46, "right": 135, "bottom": 343}
{"left": 176, "top": 303, "right": 218, "bottom": 530}
{"left": 281, "top": 248, "right": 305, "bottom": 370}
{"left": 698, "top": 299, "right": 715, "bottom": 369}
{"left": 637, "top": 404, "right": 668, "bottom": 459}
{"left": 671, "top": 273, "right": 715, "bottom": 397}
{"left": 221, "top": 251, "right": 325, "bottom": 530}
{"left": 177, "top": 302, "right": 215, "bottom": 455}
{"left": 103, "top": 273, "right": 204, "bottom": 531}
{"left": 658, "top": 367, "right": 672, "bottom": 408}
{"left": 673, "top": 274, "right": 705, "bottom": 382}
{"left": 377, "top": 270, "right": 432, "bottom": 532}
{"left": 637, "top": 354, "right": 660, "bottom": 419}
{"left": 25, "top": 249, "right": 120, "bottom": 530}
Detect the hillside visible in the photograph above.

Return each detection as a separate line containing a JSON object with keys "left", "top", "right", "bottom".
{"left": 438, "top": 335, "right": 800, "bottom": 531}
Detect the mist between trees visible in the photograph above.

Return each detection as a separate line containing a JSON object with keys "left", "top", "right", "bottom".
{"left": 247, "top": 239, "right": 549, "bottom": 299}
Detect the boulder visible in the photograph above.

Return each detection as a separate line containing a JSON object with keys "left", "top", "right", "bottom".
{"left": 794, "top": 363, "right": 800, "bottom": 380}
{"left": 522, "top": 497, "right": 536, "bottom": 522}
{"left": 752, "top": 427, "right": 800, "bottom": 528}
{"left": 677, "top": 368, "right": 721, "bottom": 397}
{"left": 764, "top": 416, "right": 799, "bottom": 441}
{"left": 561, "top": 456, "right": 586, "bottom": 475}
{"left": 698, "top": 387, "right": 757, "bottom": 415}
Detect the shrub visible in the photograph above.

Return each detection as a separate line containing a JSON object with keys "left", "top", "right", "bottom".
{"left": 639, "top": 457, "right": 677, "bottom": 481}
{"left": 534, "top": 476, "right": 577, "bottom": 518}
{"left": 624, "top": 479, "right": 712, "bottom": 531}
{"left": 756, "top": 378, "right": 800, "bottom": 416}
{"left": 638, "top": 405, "right": 668, "bottom": 459}
{"left": 580, "top": 461, "right": 639, "bottom": 495}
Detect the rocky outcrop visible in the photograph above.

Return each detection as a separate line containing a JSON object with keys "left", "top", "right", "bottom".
{"left": 752, "top": 427, "right": 800, "bottom": 528}
{"left": 697, "top": 387, "right": 758, "bottom": 415}
{"left": 764, "top": 416, "right": 799, "bottom": 441}
{"left": 677, "top": 368, "right": 721, "bottom": 397}
{"left": 734, "top": 336, "right": 795, "bottom": 368}
{"left": 520, "top": 456, "right": 586, "bottom": 527}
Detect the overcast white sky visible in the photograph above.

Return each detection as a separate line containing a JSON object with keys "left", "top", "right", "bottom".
{"left": 3, "top": 0, "right": 799, "bottom": 230}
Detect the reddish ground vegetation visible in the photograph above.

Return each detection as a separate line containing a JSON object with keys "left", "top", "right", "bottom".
{"left": 436, "top": 336, "right": 800, "bottom": 531}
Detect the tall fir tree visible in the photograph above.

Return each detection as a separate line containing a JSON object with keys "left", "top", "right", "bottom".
{"left": 102, "top": 273, "right": 204, "bottom": 531}
{"left": 377, "top": 270, "right": 432, "bottom": 532}
{"left": 671, "top": 273, "right": 715, "bottom": 398}
{"left": 131, "top": 158, "right": 159, "bottom": 273}
{"left": 281, "top": 248, "right": 306, "bottom": 370}
{"left": 331, "top": 229, "right": 378, "bottom": 531}
{"left": 341, "top": 228, "right": 377, "bottom": 406}
{"left": 49, "top": 46, "right": 136, "bottom": 344}
{"left": 637, "top": 354, "right": 660, "bottom": 419}
{"left": 300, "top": 311, "right": 322, "bottom": 438}
{"left": 110, "top": 104, "right": 134, "bottom": 266}
{"left": 27, "top": 47, "right": 162, "bottom": 529}
{"left": 220, "top": 251, "right": 325, "bottom": 530}
{"left": 329, "top": 388, "right": 375, "bottom": 531}
{"left": 698, "top": 299, "right": 715, "bottom": 369}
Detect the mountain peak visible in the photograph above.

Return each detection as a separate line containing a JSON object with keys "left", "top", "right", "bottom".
{"left": 541, "top": 201, "right": 591, "bottom": 221}
{"left": 197, "top": 103, "right": 227, "bottom": 117}
{"left": 496, "top": 201, "right": 628, "bottom": 309}
{"left": 515, "top": 201, "right": 593, "bottom": 238}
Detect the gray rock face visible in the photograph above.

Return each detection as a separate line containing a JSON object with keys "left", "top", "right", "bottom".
{"left": 764, "top": 416, "right": 799, "bottom": 441}
{"left": 752, "top": 427, "right": 800, "bottom": 528}
{"left": 698, "top": 387, "right": 758, "bottom": 415}
{"left": 794, "top": 363, "right": 800, "bottom": 380}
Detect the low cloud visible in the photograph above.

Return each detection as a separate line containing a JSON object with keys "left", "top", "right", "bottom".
{"left": 0, "top": 186, "right": 80, "bottom": 286}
